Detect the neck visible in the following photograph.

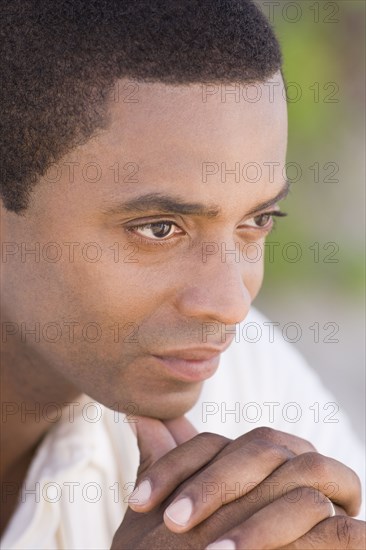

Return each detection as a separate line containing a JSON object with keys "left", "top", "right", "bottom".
{"left": 1, "top": 334, "right": 81, "bottom": 479}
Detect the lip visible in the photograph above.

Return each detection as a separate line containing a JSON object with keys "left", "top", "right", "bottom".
{"left": 155, "top": 347, "right": 228, "bottom": 361}
{"left": 151, "top": 344, "right": 233, "bottom": 383}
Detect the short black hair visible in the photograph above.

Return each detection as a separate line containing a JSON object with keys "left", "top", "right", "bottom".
{"left": 0, "top": 0, "right": 283, "bottom": 213}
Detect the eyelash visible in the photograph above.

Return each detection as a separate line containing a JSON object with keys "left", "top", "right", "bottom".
{"left": 124, "top": 211, "right": 288, "bottom": 247}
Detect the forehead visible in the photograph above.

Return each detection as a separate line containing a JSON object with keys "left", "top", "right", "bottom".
{"left": 30, "top": 71, "right": 288, "bottom": 218}
{"left": 100, "top": 71, "right": 287, "bottom": 165}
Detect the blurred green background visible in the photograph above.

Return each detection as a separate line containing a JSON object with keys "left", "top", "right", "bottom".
{"left": 254, "top": 0, "right": 365, "bottom": 441}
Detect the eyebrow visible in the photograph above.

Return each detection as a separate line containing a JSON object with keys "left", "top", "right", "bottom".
{"left": 246, "top": 180, "right": 290, "bottom": 215}
{"left": 101, "top": 180, "right": 290, "bottom": 219}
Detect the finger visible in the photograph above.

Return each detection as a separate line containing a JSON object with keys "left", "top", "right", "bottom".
{"left": 130, "top": 426, "right": 317, "bottom": 517}
{"left": 205, "top": 487, "right": 336, "bottom": 550}
{"left": 216, "top": 427, "right": 317, "bottom": 460}
{"left": 177, "top": 451, "right": 355, "bottom": 535}
{"left": 257, "top": 451, "right": 362, "bottom": 517}
{"left": 135, "top": 415, "right": 198, "bottom": 477}
{"left": 281, "top": 516, "right": 366, "bottom": 550}
{"left": 129, "top": 432, "right": 230, "bottom": 512}
{"left": 161, "top": 426, "right": 317, "bottom": 533}
{"left": 131, "top": 415, "right": 178, "bottom": 505}
{"left": 163, "top": 415, "right": 199, "bottom": 445}
{"left": 135, "top": 416, "right": 177, "bottom": 469}
{"left": 163, "top": 439, "right": 294, "bottom": 533}
{"left": 218, "top": 451, "right": 361, "bottom": 522}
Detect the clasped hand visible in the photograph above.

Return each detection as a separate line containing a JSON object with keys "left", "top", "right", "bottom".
{"left": 111, "top": 416, "right": 365, "bottom": 549}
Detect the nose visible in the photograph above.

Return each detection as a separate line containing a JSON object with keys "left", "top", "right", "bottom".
{"left": 175, "top": 251, "right": 253, "bottom": 326}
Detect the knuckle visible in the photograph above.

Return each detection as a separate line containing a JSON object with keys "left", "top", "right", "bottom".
{"left": 193, "top": 431, "right": 229, "bottom": 451}
{"left": 305, "top": 440, "right": 318, "bottom": 453}
{"left": 299, "top": 485, "right": 319, "bottom": 502}
{"left": 345, "top": 469, "right": 362, "bottom": 517}
{"left": 248, "top": 438, "right": 291, "bottom": 464}
{"left": 299, "top": 487, "right": 333, "bottom": 514}
{"left": 298, "top": 452, "right": 330, "bottom": 480}
{"left": 353, "top": 470, "right": 362, "bottom": 495}
{"left": 195, "top": 431, "right": 227, "bottom": 444}
{"left": 293, "top": 486, "right": 331, "bottom": 511}
{"left": 335, "top": 516, "right": 352, "bottom": 549}
{"left": 249, "top": 426, "right": 277, "bottom": 442}
{"left": 264, "top": 441, "right": 292, "bottom": 463}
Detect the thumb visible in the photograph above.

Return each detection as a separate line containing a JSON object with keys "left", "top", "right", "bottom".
{"left": 134, "top": 415, "right": 178, "bottom": 480}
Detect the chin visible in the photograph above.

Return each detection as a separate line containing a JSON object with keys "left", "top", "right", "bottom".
{"left": 106, "top": 384, "right": 202, "bottom": 420}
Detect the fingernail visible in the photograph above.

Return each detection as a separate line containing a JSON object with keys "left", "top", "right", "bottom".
{"left": 206, "top": 540, "right": 236, "bottom": 550}
{"left": 128, "top": 479, "right": 152, "bottom": 505}
{"left": 165, "top": 497, "right": 193, "bottom": 525}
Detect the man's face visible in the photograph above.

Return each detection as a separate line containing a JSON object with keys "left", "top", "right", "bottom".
{"left": 1, "top": 71, "right": 287, "bottom": 418}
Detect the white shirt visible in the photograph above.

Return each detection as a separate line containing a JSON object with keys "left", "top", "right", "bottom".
{"left": 1, "top": 307, "right": 365, "bottom": 549}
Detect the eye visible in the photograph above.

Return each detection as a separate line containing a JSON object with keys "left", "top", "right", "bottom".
{"left": 245, "top": 212, "right": 274, "bottom": 229}
{"left": 242, "top": 210, "right": 287, "bottom": 231}
{"left": 127, "top": 221, "right": 182, "bottom": 241}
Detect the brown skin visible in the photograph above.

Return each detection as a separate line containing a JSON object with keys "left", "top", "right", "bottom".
{"left": 1, "top": 71, "right": 364, "bottom": 547}
{"left": 113, "top": 417, "right": 365, "bottom": 549}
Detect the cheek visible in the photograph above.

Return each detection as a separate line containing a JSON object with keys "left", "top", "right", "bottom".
{"left": 244, "top": 253, "right": 265, "bottom": 301}
{"left": 59, "top": 254, "right": 176, "bottom": 322}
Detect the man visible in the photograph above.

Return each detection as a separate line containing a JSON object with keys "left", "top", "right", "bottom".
{"left": 1, "top": 1, "right": 365, "bottom": 548}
